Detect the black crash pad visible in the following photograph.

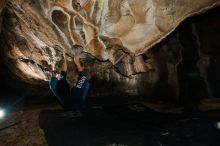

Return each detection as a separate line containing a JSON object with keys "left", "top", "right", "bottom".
{"left": 39, "top": 104, "right": 220, "bottom": 146}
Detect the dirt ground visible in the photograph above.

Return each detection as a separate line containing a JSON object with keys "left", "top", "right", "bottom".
{"left": 0, "top": 104, "right": 60, "bottom": 146}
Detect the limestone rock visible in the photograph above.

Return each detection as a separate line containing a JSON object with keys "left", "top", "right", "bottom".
{"left": 0, "top": 0, "right": 220, "bottom": 98}
{"left": 36, "top": 0, "right": 220, "bottom": 57}
{"left": 0, "top": 0, "right": 7, "bottom": 15}
{"left": 0, "top": 0, "right": 7, "bottom": 32}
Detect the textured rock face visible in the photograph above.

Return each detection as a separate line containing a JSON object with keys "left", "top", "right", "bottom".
{"left": 0, "top": 0, "right": 7, "bottom": 32}
{"left": 0, "top": 0, "right": 220, "bottom": 99}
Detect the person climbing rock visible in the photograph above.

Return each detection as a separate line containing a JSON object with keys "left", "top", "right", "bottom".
{"left": 49, "top": 50, "right": 90, "bottom": 110}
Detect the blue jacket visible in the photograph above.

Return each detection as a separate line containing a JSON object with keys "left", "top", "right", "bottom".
{"left": 49, "top": 72, "right": 90, "bottom": 108}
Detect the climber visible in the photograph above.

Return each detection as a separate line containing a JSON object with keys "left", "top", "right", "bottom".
{"left": 48, "top": 50, "right": 90, "bottom": 109}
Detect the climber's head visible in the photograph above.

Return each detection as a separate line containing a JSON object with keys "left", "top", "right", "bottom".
{"left": 72, "top": 44, "right": 83, "bottom": 55}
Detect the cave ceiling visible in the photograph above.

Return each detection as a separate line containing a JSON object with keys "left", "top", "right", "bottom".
{"left": 0, "top": 0, "right": 220, "bottom": 85}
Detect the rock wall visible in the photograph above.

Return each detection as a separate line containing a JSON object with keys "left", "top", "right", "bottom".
{"left": 0, "top": 0, "right": 7, "bottom": 32}
{"left": 0, "top": 0, "right": 220, "bottom": 101}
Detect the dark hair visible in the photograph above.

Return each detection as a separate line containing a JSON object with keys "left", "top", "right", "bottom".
{"left": 56, "top": 80, "right": 70, "bottom": 98}
{"left": 72, "top": 44, "right": 83, "bottom": 49}
{"left": 72, "top": 44, "right": 83, "bottom": 55}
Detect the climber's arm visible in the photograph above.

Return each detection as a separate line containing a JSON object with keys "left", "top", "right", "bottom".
{"left": 73, "top": 54, "right": 83, "bottom": 72}
{"left": 61, "top": 53, "right": 67, "bottom": 72}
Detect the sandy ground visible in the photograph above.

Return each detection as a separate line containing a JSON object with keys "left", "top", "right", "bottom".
{"left": 0, "top": 104, "right": 61, "bottom": 146}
